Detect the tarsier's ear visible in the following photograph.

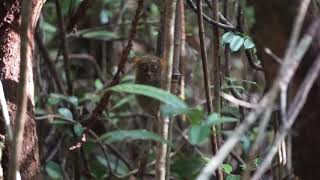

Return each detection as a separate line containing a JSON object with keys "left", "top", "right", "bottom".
{"left": 132, "top": 56, "right": 142, "bottom": 64}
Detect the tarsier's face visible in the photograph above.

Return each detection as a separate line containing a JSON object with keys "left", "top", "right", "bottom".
{"left": 137, "top": 58, "right": 161, "bottom": 82}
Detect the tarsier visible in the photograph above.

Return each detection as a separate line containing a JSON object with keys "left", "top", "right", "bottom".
{"left": 134, "top": 55, "right": 162, "bottom": 117}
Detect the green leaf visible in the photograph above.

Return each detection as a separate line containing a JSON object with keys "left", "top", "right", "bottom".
{"left": 226, "top": 175, "right": 241, "bottom": 180}
{"left": 45, "top": 161, "right": 62, "bottom": 179}
{"left": 222, "top": 164, "right": 233, "bottom": 174}
{"left": 48, "top": 93, "right": 78, "bottom": 106}
{"left": 150, "top": 3, "right": 160, "bottom": 16}
{"left": 110, "top": 95, "right": 135, "bottom": 111}
{"left": 100, "top": 129, "right": 168, "bottom": 144}
{"left": 230, "top": 35, "right": 245, "bottom": 52}
{"left": 243, "top": 38, "right": 255, "bottom": 49}
{"left": 96, "top": 155, "right": 129, "bottom": 175}
{"left": 58, "top": 108, "right": 73, "bottom": 120}
{"left": 73, "top": 123, "right": 84, "bottom": 137}
{"left": 95, "top": 79, "right": 104, "bottom": 91}
{"left": 189, "top": 125, "right": 211, "bottom": 145}
{"left": 108, "top": 84, "right": 187, "bottom": 110}
{"left": 172, "top": 156, "right": 205, "bottom": 179}
{"left": 207, "top": 113, "right": 238, "bottom": 126}
{"left": 68, "top": 96, "right": 78, "bottom": 106}
{"left": 79, "top": 30, "right": 119, "bottom": 41}
{"left": 186, "top": 107, "right": 204, "bottom": 125}
{"left": 99, "top": 9, "right": 110, "bottom": 24}
{"left": 47, "top": 94, "right": 62, "bottom": 105}
{"left": 222, "top": 32, "right": 235, "bottom": 45}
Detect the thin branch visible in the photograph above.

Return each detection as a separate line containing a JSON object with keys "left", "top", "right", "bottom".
{"left": 185, "top": 0, "right": 236, "bottom": 31}
{"left": 245, "top": 50, "right": 263, "bottom": 71}
{"left": 0, "top": 81, "right": 13, "bottom": 141}
{"left": 69, "top": 0, "right": 144, "bottom": 150}
{"left": 211, "top": 0, "right": 223, "bottom": 179}
{"left": 221, "top": 92, "right": 257, "bottom": 109}
{"left": 264, "top": 48, "right": 282, "bottom": 64}
{"left": 55, "top": 0, "right": 73, "bottom": 95}
{"left": 35, "top": 31, "right": 66, "bottom": 94}
{"left": 196, "top": 0, "right": 222, "bottom": 178}
{"left": 8, "top": 0, "right": 33, "bottom": 179}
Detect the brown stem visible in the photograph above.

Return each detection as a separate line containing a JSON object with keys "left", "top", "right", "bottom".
{"left": 211, "top": 0, "right": 223, "bottom": 179}
{"left": 69, "top": 0, "right": 145, "bottom": 151}
{"left": 55, "top": 0, "right": 73, "bottom": 95}
{"left": 35, "top": 31, "right": 66, "bottom": 94}
{"left": 196, "top": 1, "right": 222, "bottom": 178}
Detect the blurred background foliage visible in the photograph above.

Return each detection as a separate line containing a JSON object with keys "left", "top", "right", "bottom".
{"left": 35, "top": 0, "right": 264, "bottom": 179}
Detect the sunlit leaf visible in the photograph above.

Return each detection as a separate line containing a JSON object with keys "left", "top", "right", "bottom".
{"left": 100, "top": 9, "right": 110, "bottom": 24}
{"left": 222, "top": 32, "right": 235, "bottom": 45}
{"left": 95, "top": 79, "right": 104, "bottom": 91}
{"left": 222, "top": 164, "right": 233, "bottom": 174}
{"left": 230, "top": 35, "right": 245, "bottom": 52}
{"left": 243, "top": 38, "right": 255, "bottom": 49}
{"left": 58, "top": 108, "right": 73, "bottom": 120}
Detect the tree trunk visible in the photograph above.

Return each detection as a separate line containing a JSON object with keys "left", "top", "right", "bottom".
{"left": 0, "top": 0, "right": 44, "bottom": 179}
{"left": 248, "top": 1, "right": 320, "bottom": 179}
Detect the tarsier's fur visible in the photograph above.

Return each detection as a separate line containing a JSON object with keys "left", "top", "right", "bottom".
{"left": 135, "top": 55, "right": 162, "bottom": 117}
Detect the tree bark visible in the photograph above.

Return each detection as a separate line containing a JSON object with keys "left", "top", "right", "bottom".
{"left": 0, "top": 0, "right": 44, "bottom": 179}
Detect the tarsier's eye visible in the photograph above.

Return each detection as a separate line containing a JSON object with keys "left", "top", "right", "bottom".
{"left": 151, "top": 64, "right": 159, "bottom": 72}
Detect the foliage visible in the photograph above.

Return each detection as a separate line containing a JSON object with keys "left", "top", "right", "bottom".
{"left": 34, "top": 0, "right": 267, "bottom": 179}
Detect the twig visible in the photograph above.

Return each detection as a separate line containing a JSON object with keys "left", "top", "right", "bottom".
{"left": 0, "top": 81, "right": 13, "bottom": 141}
{"left": 211, "top": 0, "right": 223, "bottom": 179}
{"left": 264, "top": 48, "right": 282, "bottom": 64}
{"left": 35, "top": 31, "right": 66, "bottom": 94}
{"left": 55, "top": 0, "right": 73, "bottom": 95}
{"left": 186, "top": 0, "right": 236, "bottom": 31}
{"left": 196, "top": 0, "right": 222, "bottom": 179}
{"left": 220, "top": 92, "right": 257, "bottom": 109}
{"left": 245, "top": 49, "right": 263, "bottom": 71}
{"left": 7, "top": 0, "right": 32, "bottom": 179}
